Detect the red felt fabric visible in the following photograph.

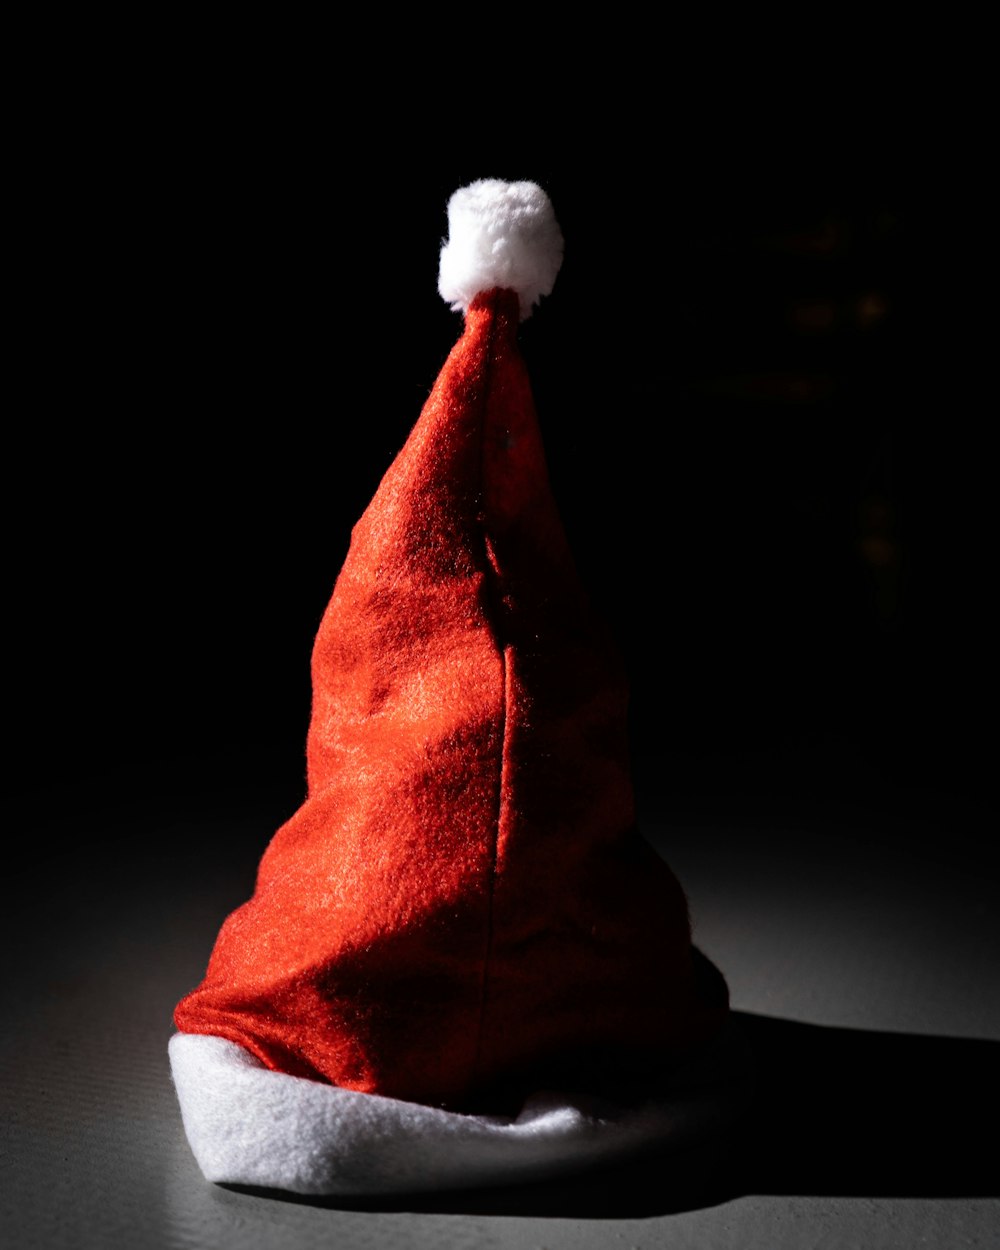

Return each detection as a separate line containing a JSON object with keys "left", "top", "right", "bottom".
{"left": 174, "top": 288, "right": 728, "bottom": 1107}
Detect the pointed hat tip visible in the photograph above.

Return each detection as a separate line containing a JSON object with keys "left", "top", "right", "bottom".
{"left": 437, "top": 179, "right": 564, "bottom": 321}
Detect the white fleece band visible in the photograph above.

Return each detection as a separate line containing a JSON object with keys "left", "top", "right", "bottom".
{"left": 169, "top": 1033, "right": 735, "bottom": 1196}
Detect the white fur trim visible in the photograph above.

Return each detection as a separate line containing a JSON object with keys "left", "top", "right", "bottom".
{"left": 438, "top": 180, "right": 564, "bottom": 320}
{"left": 168, "top": 1033, "right": 736, "bottom": 1196}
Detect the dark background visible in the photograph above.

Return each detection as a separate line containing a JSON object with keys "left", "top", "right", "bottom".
{"left": 5, "top": 53, "right": 996, "bottom": 1250}
{"left": 13, "top": 118, "right": 990, "bottom": 872}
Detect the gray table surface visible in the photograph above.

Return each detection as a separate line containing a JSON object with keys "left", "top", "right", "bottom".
{"left": 4, "top": 770, "right": 997, "bottom": 1250}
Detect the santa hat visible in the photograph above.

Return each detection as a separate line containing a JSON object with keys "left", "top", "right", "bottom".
{"left": 169, "top": 179, "right": 730, "bottom": 1196}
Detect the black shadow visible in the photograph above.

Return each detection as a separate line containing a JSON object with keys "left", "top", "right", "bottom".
{"left": 226, "top": 1010, "right": 999, "bottom": 1217}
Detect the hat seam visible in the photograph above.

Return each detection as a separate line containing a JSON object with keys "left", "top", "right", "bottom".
{"left": 470, "top": 291, "right": 516, "bottom": 1094}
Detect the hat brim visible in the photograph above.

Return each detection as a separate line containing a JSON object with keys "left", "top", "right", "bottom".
{"left": 168, "top": 1029, "right": 744, "bottom": 1197}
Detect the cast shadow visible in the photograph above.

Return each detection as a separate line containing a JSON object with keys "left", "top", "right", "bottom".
{"left": 227, "top": 1010, "right": 1000, "bottom": 1218}
{"left": 719, "top": 1011, "right": 999, "bottom": 1201}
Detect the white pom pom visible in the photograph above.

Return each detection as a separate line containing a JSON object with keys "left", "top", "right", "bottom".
{"left": 438, "top": 180, "right": 564, "bottom": 320}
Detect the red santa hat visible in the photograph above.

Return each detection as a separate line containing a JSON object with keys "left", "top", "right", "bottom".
{"left": 169, "top": 179, "right": 730, "bottom": 1196}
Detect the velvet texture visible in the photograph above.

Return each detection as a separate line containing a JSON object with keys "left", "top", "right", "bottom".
{"left": 174, "top": 288, "right": 728, "bottom": 1108}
